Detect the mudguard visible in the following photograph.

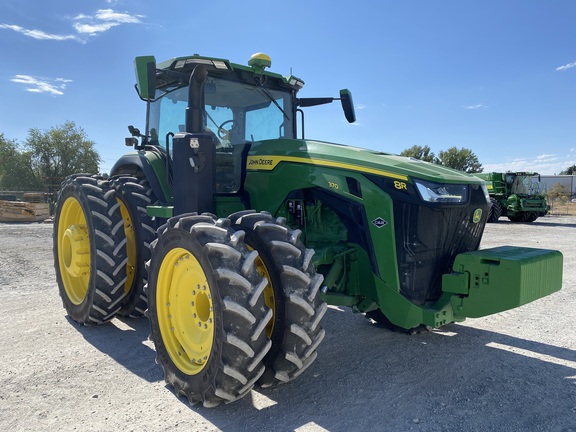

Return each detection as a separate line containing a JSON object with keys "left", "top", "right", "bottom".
{"left": 110, "top": 148, "right": 172, "bottom": 204}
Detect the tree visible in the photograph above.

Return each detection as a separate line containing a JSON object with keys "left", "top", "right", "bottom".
{"left": 0, "top": 122, "right": 101, "bottom": 192}
{"left": 560, "top": 165, "right": 576, "bottom": 175}
{"left": 436, "top": 146, "right": 483, "bottom": 173}
{"left": 546, "top": 182, "right": 568, "bottom": 211}
{"left": 399, "top": 145, "right": 436, "bottom": 163}
{"left": 0, "top": 134, "right": 35, "bottom": 190}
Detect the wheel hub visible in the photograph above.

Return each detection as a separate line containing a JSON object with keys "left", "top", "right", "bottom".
{"left": 62, "top": 224, "right": 90, "bottom": 278}
{"left": 158, "top": 249, "right": 214, "bottom": 374}
{"left": 117, "top": 198, "right": 136, "bottom": 295}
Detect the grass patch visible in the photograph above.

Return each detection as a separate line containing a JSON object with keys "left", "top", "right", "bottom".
{"left": 548, "top": 201, "right": 576, "bottom": 215}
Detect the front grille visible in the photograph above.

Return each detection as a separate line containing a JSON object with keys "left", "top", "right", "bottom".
{"left": 521, "top": 199, "right": 547, "bottom": 211}
{"left": 393, "top": 185, "right": 488, "bottom": 304}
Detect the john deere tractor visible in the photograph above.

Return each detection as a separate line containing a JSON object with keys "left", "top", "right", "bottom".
{"left": 53, "top": 52, "right": 563, "bottom": 407}
{"left": 475, "top": 172, "right": 549, "bottom": 223}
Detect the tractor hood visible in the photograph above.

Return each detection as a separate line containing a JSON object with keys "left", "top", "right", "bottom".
{"left": 247, "top": 139, "right": 483, "bottom": 185}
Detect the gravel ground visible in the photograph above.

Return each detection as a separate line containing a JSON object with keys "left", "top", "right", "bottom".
{"left": 0, "top": 216, "right": 575, "bottom": 432}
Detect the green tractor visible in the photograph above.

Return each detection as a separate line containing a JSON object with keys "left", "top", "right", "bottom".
{"left": 53, "top": 52, "right": 563, "bottom": 407}
{"left": 475, "top": 172, "right": 549, "bottom": 223}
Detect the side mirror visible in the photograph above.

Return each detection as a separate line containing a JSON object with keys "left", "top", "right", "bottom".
{"left": 340, "top": 89, "right": 356, "bottom": 123}
{"left": 134, "top": 56, "right": 157, "bottom": 100}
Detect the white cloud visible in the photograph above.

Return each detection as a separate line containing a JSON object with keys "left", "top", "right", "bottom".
{"left": 0, "top": 24, "right": 78, "bottom": 41}
{"left": 73, "top": 9, "right": 143, "bottom": 36}
{"left": 73, "top": 22, "right": 119, "bottom": 35}
{"left": 483, "top": 153, "right": 575, "bottom": 175}
{"left": 96, "top": 9, "right": 142, "bottom": 24}
{"left": 355, "top": 104, "right": 366, "bottom": 110}
{"left": 555, "top": 61, "right": 576, "bottom": 71}
{"left": 10, "top": 75, "right": 72, "bottom": 96}
{"left": 535, "top": 154, "right": 559, "bottom": 162}
{"left": 463, "top": 104, "right": 488, "bottom": 110}
{"left": 0, "top": 9, "right": 143, "bottom": 42}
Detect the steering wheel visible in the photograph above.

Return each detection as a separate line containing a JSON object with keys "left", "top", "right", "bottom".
{"left": 217, "top": 119, "right": 239, "bottom": 140}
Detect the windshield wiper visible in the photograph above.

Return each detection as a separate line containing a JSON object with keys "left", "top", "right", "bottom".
{"left": 255, "top": 87, "right": 290, "bottom": 120}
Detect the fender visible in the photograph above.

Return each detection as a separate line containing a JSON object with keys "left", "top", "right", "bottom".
{"left": 110, "top": 147, "right": 172, "bottom": 204}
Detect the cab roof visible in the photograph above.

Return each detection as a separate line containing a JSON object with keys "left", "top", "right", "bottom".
{"left": 155, "top": 53, "right": 305, "bottom": 93}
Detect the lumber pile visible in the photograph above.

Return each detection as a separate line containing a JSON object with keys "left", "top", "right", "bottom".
{"left": 0, "top": 200, "right": 50, "bottom": 222}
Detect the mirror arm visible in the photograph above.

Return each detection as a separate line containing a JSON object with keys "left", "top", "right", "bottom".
{"left": 296, "top": 97, "right": 335, "bottom": 107}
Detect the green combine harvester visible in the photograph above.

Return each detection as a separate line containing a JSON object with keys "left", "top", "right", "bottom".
{"left": 53, "top": 52, "right": 563, "bottom": 407}
{"left": 475, "top": 172, "right": 549, "bottom": 222}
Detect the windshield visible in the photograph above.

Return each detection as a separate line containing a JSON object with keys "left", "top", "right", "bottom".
{"left": 149, "top": 77, "right": 295, "bottom": 146}
{"left": 509, "top": 175, "right": 544, "bottom": 195}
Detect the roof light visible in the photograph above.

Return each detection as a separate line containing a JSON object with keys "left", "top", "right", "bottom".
{"left": 288, "top": 77, "right": 304, "bottom": 88}
{"left": 174, "top": 58, "right": 231, "bottom": 71}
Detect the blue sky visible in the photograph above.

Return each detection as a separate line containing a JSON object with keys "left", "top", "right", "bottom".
{"left": 1, "top": 0, "right": 575, "bottom": 175}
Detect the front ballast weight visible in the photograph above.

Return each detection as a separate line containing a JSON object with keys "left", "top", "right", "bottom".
{"left": 442, "top": 246, "right": 563, "bottom": 319}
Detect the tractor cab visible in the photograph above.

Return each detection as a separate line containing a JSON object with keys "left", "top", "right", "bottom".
{"left": 140, "top": 53, "right": 354, "bottom": 145}
{"left": 120, "top": 53, "right": 355, "bottom": 209}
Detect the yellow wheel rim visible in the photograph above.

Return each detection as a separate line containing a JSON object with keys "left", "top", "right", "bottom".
{"left": 251, "top": 249, "right": 276, "bottom": 338}
{"left": 57, "top": 197, "right": 91, "bottom": 305}
{"left": 118, "top": 199, "right": 136, "bottom": 295}
{"left": 157, "top": 247, "right": 214, "bottom": 375}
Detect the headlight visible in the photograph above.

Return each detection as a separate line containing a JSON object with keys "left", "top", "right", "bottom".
{"left": 414, "top": 179, "right": 468, "bottom": 203}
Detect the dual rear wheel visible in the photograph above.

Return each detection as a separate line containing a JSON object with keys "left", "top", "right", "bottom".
{"left": 53, "top": 175, "right": 127, "bottom": 325}
{"left": 54, "top": 175, "right": 157, "bottom": 324}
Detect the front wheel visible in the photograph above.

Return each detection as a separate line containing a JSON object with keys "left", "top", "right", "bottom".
{"left": 147, "top": 214, "right": 273, "bottom": 407}
{"left": 53, "top": 175, "right": 127, "bottom": 325}
{"left": 229, "top": 211, "right": 327, "bottom": 388}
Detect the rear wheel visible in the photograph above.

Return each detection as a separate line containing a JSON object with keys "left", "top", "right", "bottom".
{"left": 229, "top": 210, "right": 327, "bottom": 388}
{"left": 53, "top": 175, "right": 127, "bottom": 325}
{"left": 111, "top": 176, "right": 157, "bottom": 317}
{"left": 147, "top": 214, "right": 272, "bottom": 407}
